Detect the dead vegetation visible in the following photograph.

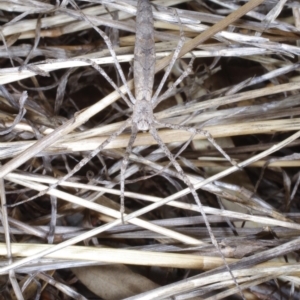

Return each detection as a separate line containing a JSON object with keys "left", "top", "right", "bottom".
{"left": 0, "top": 0, "right": 300, "bottom": 299}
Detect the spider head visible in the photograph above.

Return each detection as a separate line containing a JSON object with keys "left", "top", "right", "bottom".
{"left": 132, "top": 100, "right": 153, "bottom": 131}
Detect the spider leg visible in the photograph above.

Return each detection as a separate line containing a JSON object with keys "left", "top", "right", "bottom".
{"left": 151, "top": 8, "right": 186, "bottom": 106}
{"left": 149, "top": 126, "right": 217, "bottom": 237}
{"left": 153, "top": 55, "right": 195, "bottom": 108}
{"left": 120, "top": 123, "right": 138, "bottom": 223}
{"left": 70, "top": 0, "right": 136, "bottom": 105}
{"left": 149, "top": 125, "right": 240, "bottom": 296}
{"left": 76, "top": 58, "right": 133, "bottom": 109}
{"left": 126, "top": 130, "right": 196, "bottom": 184}
{"left": 18, "top": 118, "right": 132, "bottom": 205}
{"left": 155, "top": 120, "right": 237, "bottom": 168}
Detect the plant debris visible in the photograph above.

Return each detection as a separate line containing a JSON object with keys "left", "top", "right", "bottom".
{"left": 0, "top": 0, "right": 300, "bottom": 299}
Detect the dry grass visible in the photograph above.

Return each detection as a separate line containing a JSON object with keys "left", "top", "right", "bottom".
{"left": 0, "top": 0, "right": 300, "bottom": 299}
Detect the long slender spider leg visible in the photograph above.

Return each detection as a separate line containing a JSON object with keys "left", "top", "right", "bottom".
{"left": 11, "top": 118, "right": 132, "bottom": 206}
{"left": 70, "top": 0, "right": 136, "bottom": 105}
{"left": 80, "top": 58, "right": 133, "bottom": 109}
{"left": 126, "top": 130, "right": 196, "bottom": 184}
{"left": 154, "top": 55, "right": 195, "bottom": 108}
{"left": 155, "top": 120, "right": 237, "bottom": 168}
{"left": 149, "top": 126, "right": 244, "bottom": 299}
{"left": 120, "top": 124, "right": 138, "bottom": 223}
{"left": 151, "top": 8, "right": 185, "bottom": 106}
